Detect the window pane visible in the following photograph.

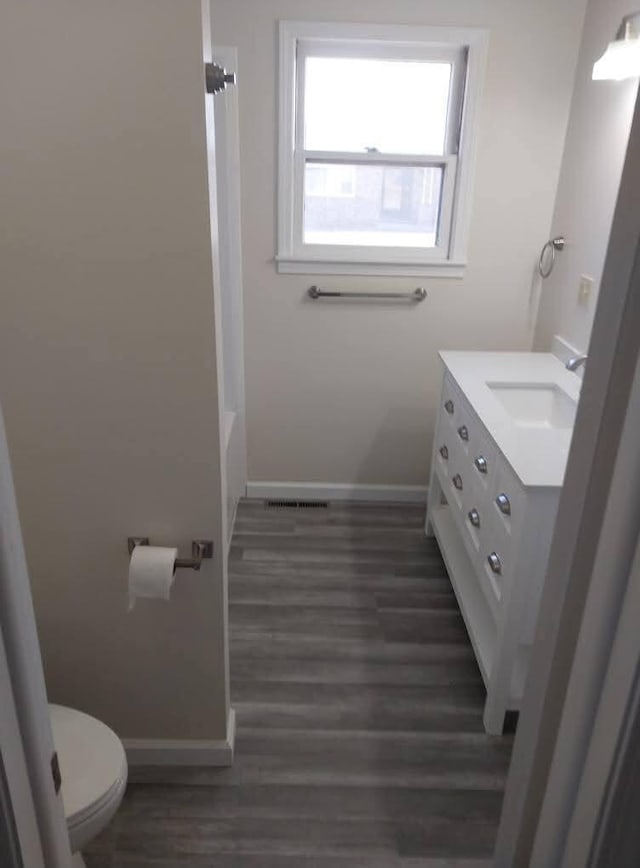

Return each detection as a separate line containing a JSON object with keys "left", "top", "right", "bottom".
{"left": 304, "top": 162, "right": 443, "bottom": 248}
{"left": 304, "top": 57, "right": 452, "bottom": 155}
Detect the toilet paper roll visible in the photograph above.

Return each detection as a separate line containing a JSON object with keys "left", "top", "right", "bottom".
{"left": 128, "top": 545, "right": 178, "bottom": 612}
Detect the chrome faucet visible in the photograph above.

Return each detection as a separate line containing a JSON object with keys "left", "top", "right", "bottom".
{"left": 566, "top": 354, "right": 588, "bottom": 371}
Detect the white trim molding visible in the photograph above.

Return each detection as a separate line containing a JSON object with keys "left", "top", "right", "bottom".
{"left": 124, "top": 709, "right": 236, "bottom": 768}
{"left": 276, "top": 256, "right": 466, "bottom": 278}
{"left": 246, "top": 481, "right": 428, "bottom": 503}
{"left": 277, "top": 20, "right": 488, "bottom": 278}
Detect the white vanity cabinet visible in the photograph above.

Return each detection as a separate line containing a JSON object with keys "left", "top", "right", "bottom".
{"left": 426, "top": 353, "right": 577, "bottom": 734}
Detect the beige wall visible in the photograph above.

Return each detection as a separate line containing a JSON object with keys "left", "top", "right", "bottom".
{"left": 534, "top": 0, "right": 639, "bottom": 356}
{"left": 211, "top": 0, "right": 587, "bottom": 487}
{"left": 0, "top": 1, "right": 229, "bottom": 740}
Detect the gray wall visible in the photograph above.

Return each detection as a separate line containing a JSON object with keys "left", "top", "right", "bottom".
{"left": 211, "top": 0, "right": 587, "bottom": 488}
{"left": 534, "top": 0, "right": 639, "bottom": 355}
{"left": 0, "top": 0, "right": 230, "bottom": 741}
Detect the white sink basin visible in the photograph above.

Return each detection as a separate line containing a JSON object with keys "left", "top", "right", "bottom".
{"left": 487, "top": 382, "right": 577, "bottom": 430}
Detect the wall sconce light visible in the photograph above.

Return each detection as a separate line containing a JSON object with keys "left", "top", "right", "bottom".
{"left": 593, "top": 12, "right": 640, "bottom": 80}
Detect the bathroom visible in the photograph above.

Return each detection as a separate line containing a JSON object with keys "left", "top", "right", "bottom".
{"left": 1, "top": 0, "right": 640, "bottom": 864}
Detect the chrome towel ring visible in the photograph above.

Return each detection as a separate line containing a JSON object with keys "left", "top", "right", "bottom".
{"left": 538, "top": 236, "right": 566, "bottom": 278}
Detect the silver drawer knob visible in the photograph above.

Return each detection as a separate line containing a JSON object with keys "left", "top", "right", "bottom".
{"left": 468, "top": 508, "right": 480, "bottom": 528}
{"left": 452, "top": 474, "right": 463, "bottom": 491}
{"left": 474, "top": 455, "right": 488, "bottom": 474}
{"left": 488, "top": 552, "right": 502, "bottom": 575}
{"left": 439, "top": 445, "right": 449, "bottom": 460}
{"left": 496, "top": 493, "right": 511, "bottom": 515}
{"left": 457, "top": 425, "right": 469, "bottom": 442}
{"left": 444, "top": 399, "right": 454, "bottom": 415}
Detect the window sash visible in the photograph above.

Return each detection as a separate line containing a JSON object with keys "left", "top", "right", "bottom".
{"left": 299, "top": 150, "right": 456, "bottom": 165}
{"left": 298, "top": 38, "right": 466, "bottom": 64}
{"left": 295, "top": 153, "right": 457, "bottom": 259}
{"left": 296, "top": 39, "right": 467, "bottom": 159}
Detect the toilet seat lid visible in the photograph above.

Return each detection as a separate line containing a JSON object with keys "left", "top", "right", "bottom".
{"left": 49, "top": 704, "right": 127, "bottom": 825}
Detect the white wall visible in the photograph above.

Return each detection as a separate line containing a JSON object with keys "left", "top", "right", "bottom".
{"left": 0, "top": 0, "right": 230, "bottom": 741}
{"left": 534, "top": 0, "right": 639, "bottom": 355}
{"left": 211, "top": 0, "right": 587, "bottom": 488}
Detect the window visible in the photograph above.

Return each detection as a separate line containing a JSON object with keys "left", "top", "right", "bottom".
{"left": 277, "top": 22, "right": 488, "bottom": 276}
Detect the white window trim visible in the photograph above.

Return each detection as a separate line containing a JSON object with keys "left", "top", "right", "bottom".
{"left": 276, "top": 21, "right": 488, "bottom": 278}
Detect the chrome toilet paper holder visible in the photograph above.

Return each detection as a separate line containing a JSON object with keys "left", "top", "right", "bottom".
{"left": 127, "top": 537, "right": 213, "bottom": 571}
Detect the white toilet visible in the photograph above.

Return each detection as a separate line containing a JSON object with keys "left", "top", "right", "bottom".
{"left": 49, "top": 704, "right": 128, "bottom": 867}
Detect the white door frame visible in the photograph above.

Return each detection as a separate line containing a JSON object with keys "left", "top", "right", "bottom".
{"left": 0, "top": 625, "right": 45, "bottom": 868}
{"left": 563, "top": 514, "right": 640, "bottom": 865}
{"left": 212, "top": 42, "right": 248, "bottom": 545}
{"left": 531, "top": 345, "right": 640, "bottom": 865}
{"left": 0, "top": 405, "right": 72, "bottom": 868}
{"left": 494, "top": 86, "right": 640, "bottom": 866}
{"left": 212, "top": 44, "right": 246, "bottom": 424}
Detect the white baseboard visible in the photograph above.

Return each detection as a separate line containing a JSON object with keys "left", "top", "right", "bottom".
{"left": 123, "top": 708, "right": 235, "bottom": 767}
{"left": 246, "top": 481, "right": 428, "bottom": 503}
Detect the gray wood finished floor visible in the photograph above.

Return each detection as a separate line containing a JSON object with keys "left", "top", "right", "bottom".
{"left": 85, "top": 500, "right": 512, "bottom": 867}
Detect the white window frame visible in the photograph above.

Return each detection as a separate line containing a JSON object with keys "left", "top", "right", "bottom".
{"left": 277, "top": 21, "right": 488, "bottom": 278}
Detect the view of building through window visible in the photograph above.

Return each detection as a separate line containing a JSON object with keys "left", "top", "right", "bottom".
{"left": 304, "top": 164, "right": 443, "bottom": 247}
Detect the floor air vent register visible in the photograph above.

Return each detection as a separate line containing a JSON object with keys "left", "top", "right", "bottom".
{"left": 265, "top": 500, "right": 329, "bottom": 509}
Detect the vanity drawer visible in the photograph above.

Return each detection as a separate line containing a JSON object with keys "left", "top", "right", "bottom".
{"left": 447, "top": 458, "right": 467, "bottom": 513}
{"left": 432, "top": 444, "right": 465, "bottom": 517}
{"left": 481, "top": 541, "right": 513, "bottom": 609}
{"left": 452, "top": 401, "right": 474, "bottom": 457}
{"left": 441, "top": 375, "right": 475, "bottom": 450}
{"left": 441, "top": 376, "right": 459, "bottom": 429}
{"left": 461, "top": 492, "right": 490, "bottom": 564}
{"left": 490, "top": 459, "right": 527, "bottom": 548}
{"left": 433, "top": 438, "right": 464, "bottom": 514}
{"left": 435, "top": 439, "right": 451, "bottom": 478}
{"left": 461, "top": 496, "right": 484, "bottom": 555}
{"left": 473, "top": 460, "right": 526, "bottom": 609}
{"left": 468, "top": 425, "right": 498, "bottom": 494}
{"left": 433, "top": 404, "right": 457, "bottom": 473}
{"left": 454, "top": 486, "right": 501, "bottom": 621}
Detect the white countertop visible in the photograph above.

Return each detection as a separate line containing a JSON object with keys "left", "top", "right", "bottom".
{"left": 440, "top": 351, "right": 581, "bottom": 488}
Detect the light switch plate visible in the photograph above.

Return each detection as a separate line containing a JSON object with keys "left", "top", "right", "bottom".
{"left": 579, "top": 275, "right": 594, "bottom": 306}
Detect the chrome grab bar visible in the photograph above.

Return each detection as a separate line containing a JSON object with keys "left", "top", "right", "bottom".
{"left": 308, "top": 285, "right": 427, "bottom": 302}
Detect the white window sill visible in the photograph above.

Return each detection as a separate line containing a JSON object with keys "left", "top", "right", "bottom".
{"left": 275, "top": 256, "right": 467, "bottom": 278}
